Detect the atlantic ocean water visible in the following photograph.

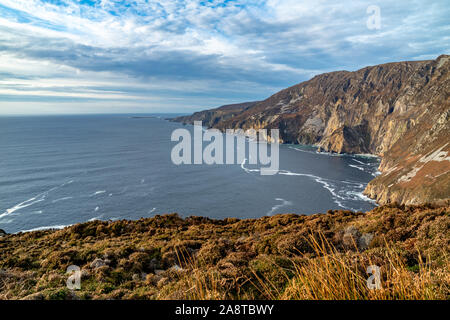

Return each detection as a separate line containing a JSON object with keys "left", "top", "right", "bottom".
{"left": 0, "top": 114, "right": 380, "bottom": 233}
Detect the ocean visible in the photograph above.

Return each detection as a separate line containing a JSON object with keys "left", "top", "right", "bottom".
{"left": 0, "top": 114, "right": 380, "bottom": 233}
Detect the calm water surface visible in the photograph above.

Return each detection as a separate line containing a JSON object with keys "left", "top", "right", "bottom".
{"left": 0, "top": 115, "right": 380, "bottom": 233}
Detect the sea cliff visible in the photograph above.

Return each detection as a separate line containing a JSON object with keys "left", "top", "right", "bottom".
{"left": 172, "top": 55, "right": 450, "bottom": 206}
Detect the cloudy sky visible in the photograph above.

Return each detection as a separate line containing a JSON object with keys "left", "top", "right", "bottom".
{"left": 0, "top": 0, "right": 448, "bottom": 114}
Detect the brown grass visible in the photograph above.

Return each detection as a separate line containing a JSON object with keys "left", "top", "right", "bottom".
{"left": 277, "top": 235, "right": 449, "bottom": 300}
{"left": 0, "top": 204, "right": 448, "bottom": 300}
{"left": 172, "top": 233, "right": 449, "bottom": 300}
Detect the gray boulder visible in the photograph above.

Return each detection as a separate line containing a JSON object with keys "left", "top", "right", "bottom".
{"left": 342, "top": 226, "right": 373, "bottom": 251}
{"left": 358, "top": 233, "right": 374, "bottom": 251}
{"left": 342, "top": 226, "right": 361, "bottom": 249}
{"left": 90, "top": 258, "right": 109, "bottom": 269}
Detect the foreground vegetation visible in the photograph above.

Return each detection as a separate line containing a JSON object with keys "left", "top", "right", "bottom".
{"left": 0, "top": 204, "right": 448, "bottom": 300}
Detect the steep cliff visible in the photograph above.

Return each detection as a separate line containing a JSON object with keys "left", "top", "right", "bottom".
{"left": 172, "top": 55, "right": 450, "bottom": 206}
{"left": 173, "top": 101, "right": 259, "bottom": 128}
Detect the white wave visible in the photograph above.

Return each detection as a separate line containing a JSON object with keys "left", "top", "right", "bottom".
{"left": 288, "top": 146, "right": 314, "bottom": 154}
{"left": 51, "top": 196, "right": 73, "bottom": 203}
{"left": 349, "top": 164, "right": 366, "bottom": 172}
{"left": 19, "top": 224, "right": 70, "bottom": 233}
{"left": 277, "top": 169, "right": 351, "bottom": 209}
{"left": 278, "top": 170, "right": 337, "bottom": 196}
{"left": 289, "top": 146, "right": 381, "bottom": 161}
{"left": 88, "top": 214, "right": 103, "bottom": 222}
{"left": 353, "top": 153, "right": 379, "bottom": 159}
{"left": 341, "top": 180, "right": 364, "bottom": 186}
{"left": 349, "top": 162, "right": 380, "bottom": 177}
{"left": 261, "top": 167, "right": 374, "bottom": 210}
{"left": 239, "top": 154, "right": 377, "bottom": 211}
{"left": 90, "top": 190, "right": 106, "bottom": 196}
{"left": 240, "top": 158, "right": 260, "bottom": 173}
{"left": 0, "top": 197, "right": 45, "bottom": 219}
{"left": 346, "top": 191, "right": 377, "bottom": 204}
{"left": 0, "top": 178, "right": 78, "bottom": 219}
{"left": 267, "top": 198, "right": 292, "bottom": 216}
{"left": 289, "top": 146, "right": 349, "bottom": 158}
{"left": 148, "top": 207, "right": 156, "bottom": 214}
{"left": 352, "top": 159, "right": 366, "bottom": 165}
{"left": 94, "top": 206, "right": 100, "bottom": 212}
{"left": 316, "top": 151, "right": 344, "bottom": 157}
{"left": 0, "top": 186, "right": 59, "bottom": 219}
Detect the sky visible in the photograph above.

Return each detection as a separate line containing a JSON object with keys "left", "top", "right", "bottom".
{"left": 0, "top": 0, "right": 448, "bottom": 115}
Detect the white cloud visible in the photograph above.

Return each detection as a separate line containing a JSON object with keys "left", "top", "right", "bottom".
{"left": 0, "top": 0, "right": 448, "bottom": 114}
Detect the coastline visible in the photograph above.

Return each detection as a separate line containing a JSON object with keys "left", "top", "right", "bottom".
{"left": 171, "top": 118, "right": 384, "bottom": 205}
{"left": 169, "top": 55, "right": 450, "bottom": 207}
{"left": 0, "top": 116, "right": 379, "bottom": 235}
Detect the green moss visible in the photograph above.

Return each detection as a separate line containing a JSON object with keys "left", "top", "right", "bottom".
{"left": 47, "top": 288, "right": 69, "bottom": 300}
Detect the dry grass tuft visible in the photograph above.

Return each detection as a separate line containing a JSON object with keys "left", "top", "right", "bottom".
{"left": 0, "top": 204, "right": 448, "bottom": 300}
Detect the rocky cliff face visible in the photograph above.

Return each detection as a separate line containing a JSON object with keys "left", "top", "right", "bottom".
{"left": 172, "top": 55, "right": 450, "bottom": 206}
{"left": 173, "top": 101, "right": 259, "bottom": 128}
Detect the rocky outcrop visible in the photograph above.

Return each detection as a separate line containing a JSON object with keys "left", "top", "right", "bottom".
{"left": 172, "top": 101, "right": 259, "bottom": 128}
{"left": 172, "top": 55, "right": 450, "bottom": 205}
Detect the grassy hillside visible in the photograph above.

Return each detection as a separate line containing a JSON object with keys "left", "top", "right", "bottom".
{"left": 0, "top": 204, "right": 448, "bottom": 300}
